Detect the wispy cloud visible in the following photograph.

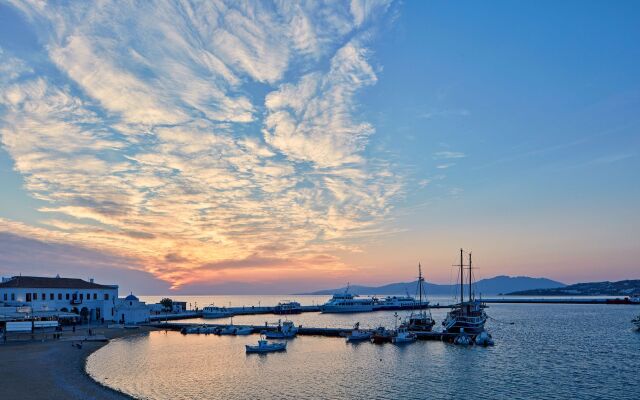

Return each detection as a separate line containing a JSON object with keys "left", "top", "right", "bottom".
{"left": 434, "top": 151, "right": 466, "bottom": 160}
{"left": 0, "top": 1, "right": 399, "bottom": 289}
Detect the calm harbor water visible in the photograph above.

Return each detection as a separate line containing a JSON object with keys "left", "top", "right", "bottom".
{"left": 87, "top": 298, "right": 640, "bottom": 400}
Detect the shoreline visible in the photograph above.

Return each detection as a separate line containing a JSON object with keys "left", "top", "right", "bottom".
{"left": 0, "top": 326, "right": 157, "bottom": 400}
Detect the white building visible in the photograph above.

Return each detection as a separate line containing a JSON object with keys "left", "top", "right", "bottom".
{"left": 114, "top": 294, "right": 150, "bottom": 324}
{"left": 0, "top": 275, "right": 118, "bottom": 322}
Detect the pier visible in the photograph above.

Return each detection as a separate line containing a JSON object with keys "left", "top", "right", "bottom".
{"left": 150, "top": 322, "right": 459, "bottom": 341}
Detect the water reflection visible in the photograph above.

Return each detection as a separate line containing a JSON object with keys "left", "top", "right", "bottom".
{"left": 87, "top": 304, "right": 640, "bottom": 400}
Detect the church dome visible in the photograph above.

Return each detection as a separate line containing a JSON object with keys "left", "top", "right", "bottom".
{"left": 125, "top": 293, "right": 139, "bottom": 301}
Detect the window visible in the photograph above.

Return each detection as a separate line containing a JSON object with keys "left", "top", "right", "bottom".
{"left": 33, "top": 293, "right": 38, "bottom": 300}
{"left": 3, "top": 293, "right": 6, "bottom": 301}
{"left": 80, "top": 293, "right": 84, "bottom": 300}
{"left": 93, "top": 293, "right": 97, "bottom": 300}
{"left": 27, "top": 293, "right": 32, "bottom": 302}
{"left": 42, "top": 293, "right": 45, "bottom": 301}
{"left": 11, "top": 293, "right": 15, "bottom": 301}
{"left": 50, "top": 293, "right": 54, "bottom": 300}
{"left": 66, "top": 293, "right": 70, "bottom": 300}
{"left": 104, "top": 293, "right": 109, "bottom": 300}
{"left": 58, "top": 293, "right": 62, "bottom": 300}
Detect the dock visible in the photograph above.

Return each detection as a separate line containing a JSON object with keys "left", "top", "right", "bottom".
{"left": 150, "top": 322, "right": 455, "bottom": 341}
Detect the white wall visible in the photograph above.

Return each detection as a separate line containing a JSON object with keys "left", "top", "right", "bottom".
{"left": 0, "top": 287, "right": 119, "bottom": 322}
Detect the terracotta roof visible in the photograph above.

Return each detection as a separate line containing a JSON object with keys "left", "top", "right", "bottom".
{"left": 0, "top": 276, "right": 116, "bottom": 289}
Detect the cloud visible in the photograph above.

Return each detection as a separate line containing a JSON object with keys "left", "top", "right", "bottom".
{"left": 0, "top": 1, "right": 400, "bottom": 290}
{"left": 434, "top": 151, "right": 466, "bottom": 159}
{"left": 264, "top": 41, "right": 377, "bottom": 167}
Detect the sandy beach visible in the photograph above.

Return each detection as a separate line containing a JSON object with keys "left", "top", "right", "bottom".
{"left": 0, "top": 326, "right": 157, "bottom": 400}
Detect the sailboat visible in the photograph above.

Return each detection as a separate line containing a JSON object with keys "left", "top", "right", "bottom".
{"left": 407, "top": 263, "right": 435, "bottom": 332}
{"left": 442, "top": 249, "right": 487, "bottom": 335}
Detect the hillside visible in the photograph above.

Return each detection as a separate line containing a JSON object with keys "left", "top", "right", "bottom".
{"left": 507, "top": 280, "right": 640, "bottom": 296}
{"left": 299, "top": 275, "right": 565, "bottom": 296}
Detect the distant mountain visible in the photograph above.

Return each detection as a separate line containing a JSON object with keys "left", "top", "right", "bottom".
{"left": 507, "top": 279, "right": 640, "bottom": 296}
{"left": 298, "top": 275, "right": 565, "bottom": 296}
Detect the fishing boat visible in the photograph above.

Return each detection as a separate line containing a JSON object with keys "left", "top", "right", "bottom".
{"left": 202, "top": 304, "right": 232, "bottom": 319}
{"left": 346, "top": 322, "right": 372, "bottom": 342}
{"left": 274, "top": 300, "right": 302, "bottom": 314}
{"left": 392, "top": 324, "right": 417, "bottom": 344}
{"left": 245, "top": 337, "right": 287, "bottom": 353}
{"left": 371, "top": 326, "right": 394, "bottom": 344}
{"left": 407, "top": 263, "right": 436, "bottom": 332}
{"left": 263, "top": 319, "right": 298, "bottom": 339}
{"left": 321, "top": 284, "right": 376, "bottom": 313}
{"left": 442, "top": 249, "right": 487, "bottom": 335}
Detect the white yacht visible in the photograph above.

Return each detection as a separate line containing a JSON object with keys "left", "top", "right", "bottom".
{"left": 375, "top": 295, "right": 420, "bottom": 310}
{"left": 202, "top": 304, "right": 232, "bottom": 319}
{"left": 321, "top": 285, "right": 375, "bottom": 313}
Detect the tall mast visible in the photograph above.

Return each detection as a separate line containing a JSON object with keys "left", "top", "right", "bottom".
{"left": 460, "top": 248, "right": 464, "bottom": 304}
{"left": 418, "top": 263, "right": 423, "bottom": 306}
{"left": 468, "top": 252, "right": 472, "bottom": 302}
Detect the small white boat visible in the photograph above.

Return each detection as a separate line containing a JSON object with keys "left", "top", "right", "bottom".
{"left": 632, "top": 315, "right": 640, "bottom": 330}
{"left": 392, "top": 324, "right": 416, "bottom": 344}
{"left": 264, "top": 319, "right": 298, "bottom": 339}
{"left": 234, "top": 326, "right": 253, "bottom": 335}
{"left": 346, "top": 322, "right": 372, "bottom": 342}
{"left": 245, "top": 338, "right": 287, "bottom": 353}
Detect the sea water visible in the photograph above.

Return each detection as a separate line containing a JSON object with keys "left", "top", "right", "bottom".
{"left": 86, "top": 296, "right": 640, "bottom": 400}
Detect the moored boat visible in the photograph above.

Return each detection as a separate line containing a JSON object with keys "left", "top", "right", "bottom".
{"left": 263, "top": 319, "right": 298, "bottom": 339}
{"left": 371, "top": 326, "right": 394, "bottom": 344}
{"left": 407, "top": 263, "right": 436, "bottom": 332}
{"left": 245, "top": 337, "right": 287, "bottom": 353}
{"left": 346, "top": 322, "right": 372, "bottom": 342}
{"left": 392, "top": 324, "right": 416, "bottom": 344}
{"left": 202, "top": 304, "right": 232, "bottom": 319}
{"left": 274, "top": 300, "right": 302, "bottom": 314}
{"left": 442, "top": 249, "right": 488, "bottom": 335}
{"left": 375, "top": 295, "right": 419, "bottom": 310}
{"left": 321, "top": 284, "right": 376, "bottom": 313}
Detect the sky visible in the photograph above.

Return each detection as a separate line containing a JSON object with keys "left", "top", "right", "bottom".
{"left": 0, "top": 1, "right": 638, "bottom": 294}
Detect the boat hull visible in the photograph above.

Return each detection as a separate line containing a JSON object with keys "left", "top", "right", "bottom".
{"left": 245, "top": 344, "right": 286, "bottom": 353}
